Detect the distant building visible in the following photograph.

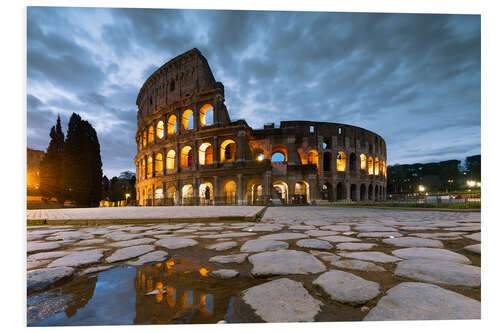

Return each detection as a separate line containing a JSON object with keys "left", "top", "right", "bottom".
{"left": 27, "top": 148, "right": 45, "bottom": 193}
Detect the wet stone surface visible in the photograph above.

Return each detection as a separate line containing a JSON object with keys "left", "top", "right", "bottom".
{"left": 26, "top": 206, "right": 481, "bottom": 325}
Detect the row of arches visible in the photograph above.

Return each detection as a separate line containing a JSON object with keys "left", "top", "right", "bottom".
{"left": 137, "top": 139, "right": 237, "bottom": 179}
{"left": 139, "top": 104, "right": 214, "bottom": 149}
{"left": 322, "top": 182, "right": 386, "bottom": 201}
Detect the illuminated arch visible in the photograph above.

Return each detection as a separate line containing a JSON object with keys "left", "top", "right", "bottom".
{"left": 167, "top": 115, "right": 177, "bottom": 135}
{"left": 336, "top": 151, "right": 346, "bottom": 172}
{"left": 222, "top": 180, "right": 237, "bottom": 204}
{"left": 198, "top": 142, "right": 213, "bottom": 165}
{"left": 155, "top": 153, "right": 163, "bottom": 174}
{"left": 155, "top": 188, "right": 163, "bottom": 199}
{"left": 246, "top": 178, "right": 263, "bottom": 204}
{"left": 271, "top": 152, "right": 286, "bottom": 162}
{"left": 271, "top": 145, "right": 288, "bottom": 161}
{"left": 148, "top": 125, "right": 154, "bottom": 144}
{"left": 220, "top": 139, "right": 236, "bottom": 162}
{"left": 182, "top": 109, "right": 193, "bottom": 130}
{"left": 181, "top": 184, "right": 193, "bottom": 205}
{"left": 272, "top": 180, "right": 289, "bottom": 204}
{"left": 375, "top": 157, "right": 380, "bottom": 176}
{"left": 166, "top": 149, "right": 176, "bottom": 170}
{"left": 166, "top": 185, "right": 176, "bottom": 205}
{"left": 199, "top": 104, "right": 214, "bottom": 127}
{"left": 180, "top": 146, "right": 193, "bottom": 168}
{"left": 141, "top": 159, "right": 146, "bottom": 179}
{"left": 295, "top": 181, "right": 310, "bottom": 204}
{"left": 253, "top": 148, "right": 265, "bottom": 161}
{"left": 199, "top": 182, "right": 214, "bottom": 204}
{"left": 307, "top": 150, "right": 319, "bottom": 169}
{"left": 360, "top": 154, "right": 367, "bottom": 171}
{"left": 368, "top": 156, "right": 374, "bottom": 175}
{"left": 147, "top": 156, "right": 153, "bottom": 177}
{"left": 142, "top": 131, "right": 147, "bottom": 147}
{"left": 156, "top": 120, "right": 164, "bottom": 139}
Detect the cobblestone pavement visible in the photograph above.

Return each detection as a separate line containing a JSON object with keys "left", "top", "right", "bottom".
{"left": 27, "top": 206, "right": 481, "bottom": 323}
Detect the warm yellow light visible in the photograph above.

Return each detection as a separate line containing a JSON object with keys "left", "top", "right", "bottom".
{"left": 198, "top": 267, "right": 210, "bottom": 277}
{"left": 418, "top": 185, "right": 425, "bottom": 192}
{"left": 257, "top": 153, "right": 264, "bottom": 161}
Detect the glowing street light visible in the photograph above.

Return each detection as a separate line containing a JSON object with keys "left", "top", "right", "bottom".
{"left": 257, "top": 153, "right": 264, "bottom": 161}
{"left": 466, "top": 180, "right": 477, "bottom": 188}
{"left": 418, "top": 185, "right": 425, "bottom": 192}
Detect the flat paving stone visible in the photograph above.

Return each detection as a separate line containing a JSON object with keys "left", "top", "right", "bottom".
{"left": 109, "top": 238, "right": 156, "bottom": 248}
{"left": 395, "top": 259, "right": 480, "bottom": 287}
{"left": 206, "top": 241, "right": 238, "bottom": 251}
{"left": 27, "top": 241, "right": 63, "bottom": 253}
{"left": 155, "top": 237, "right": 198, "bottom": 249}
{"left": 49, "top": 231, "right": 93, "bottom": 240}
{"left": 74, "top": 238, "right": 106, "bottom": 246}
{"left": 354, "top": 226, "right": 398, "bottom": 232}
{"left": 209, "top": 269, "right": 240, "bottom": 279}
{"left": 313, "top": 270, "right": 380, "bottom": 304}
{"left": 27, "top": 260, "right": 51, "bottom": 270}
{"left": 338, "top": 251, "right": 402, "bottom": 263}
{"left": 200, "top": 232, "right": 257, "bottom": 239}
{"left": 383, "top": 237, "right": 444, "bottom": 248}
{"left": 105, "top": 232, "right": 143, "bottom": 241}
{"left": 329, "top": 259, "right": 386, "bottom": 272}
{"left": 465, "top": 232, "right": 481, "bottom": 241}
{"left": 209, "top": 253, "right": 248, "bottom": 264}
{"left": 105, "top": 245, "right": 155, "bottom": 263}
{"left": 127, "top": 250, "right": 169, "bottom": 266}
{"left": 464, "top": 244, "right": 481, "bottom": 254}
{"left": 305, "top": 230, "right": 339, "bottom": 237}
{"left": 336, "top": 243, "right": 376, "bottom": 251}
{"left": 243, "top": 225, "right": 283, "bottom": 232}
{"left": 240, "top": 239, "right": 289, "bottom": 252}
{"left": 27, "top": 267, "right": 74, "bottom": 293}
{"left": 259, "top": 233, "right": 309, "bottom": 241}
{"left": 320, "top": 225, "right": 351, "bottom": 232}
{"left": 412, "top": 232, "right": 466, "bottom": 240}
{"left": 318, "top": 236, "right": 361, "bottom": 243}
{"left": 288, "top": 225, "right": 316, "bottom": 230}
{"left": 392, "top": 247, "right": 471, "bottom": 264}
{"left": 296, "top": 239, "right": 333, "bottom": 250}
{"left": 28, "top": 251, "right": 69, "bottom": 261}
{"left": 249, "top": 250, "right": 326, "bottom": 276}
{"left": 357, "top": 232, "right": 402, "bottom": 238}
{"left": 241, "top": 278, "right": 322, "bottom": 322}
{"left": 48, "top": 249, "right": 105, "bottom": 268}
{"left": 364, "top": 282, "right": 480, "bottom": 321}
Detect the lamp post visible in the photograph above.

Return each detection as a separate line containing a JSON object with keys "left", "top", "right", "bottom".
{"left": 125, "top": 193, "right": 131, "bottom": 205}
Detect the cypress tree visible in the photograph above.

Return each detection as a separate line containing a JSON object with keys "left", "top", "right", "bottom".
{"left": 63, "top": 113, "right": 103, "bottom": 207}
{"left": 39, "top": 115, "right": 66, "bottom": 203}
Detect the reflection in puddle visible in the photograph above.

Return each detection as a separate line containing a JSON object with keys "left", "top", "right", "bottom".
{"left": 27, "top": 258, "right": 246, "bottom": 326}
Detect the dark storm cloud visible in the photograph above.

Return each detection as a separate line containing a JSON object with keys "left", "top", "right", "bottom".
{"left": 27, "top": 7, "right": 480, "bottom": 176}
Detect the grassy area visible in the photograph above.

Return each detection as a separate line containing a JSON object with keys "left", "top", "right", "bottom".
{"left": 320, "top": 201, "right": 481, "bottom": 210}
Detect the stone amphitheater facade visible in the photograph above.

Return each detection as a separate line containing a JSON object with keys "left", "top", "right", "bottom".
{"left": 134, "top": 48, "right": 387, "bottom": 206}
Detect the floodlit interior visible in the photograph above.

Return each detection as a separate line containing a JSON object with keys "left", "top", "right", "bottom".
{"left": 199, "top": 182, "right": 213, "bottom": 203}
{"left": 220, "top": 139, "right": 236, "bottom": 162}
{"left": 147, "top": 156, "right": 153, "bottom": 177}
{"left": 168, "top": 115, "right": 177, "bottom": 135}
{"left": 360, "top": 154, "right": 367, "bottom": 170}
{"left": 375, "top": 157, "right": 380, "bottom": 176}
{"left": 199, "top": 104, "right": 214, "bottom": 127}
{"left": 336, "top": 151, "right": 346, "bottom": 172}
{"left": 155, "top": 153, "right": 163, "bottom": 174}
{"left": 198, "top": 142, "right": 213, "bottom": 165}
{"left": 307, "top": 150, "right": 319, "bottom": 169}
{"left": 222, "top": 180, "right": 237, "bottom": 203}
{"left": 166, "top": 150, "right": 176, "bottom": 170}
{"left": 182, "top": 109, "right": 194, "bottom": 130}
{"left": 368, "top": 156, "right": 374, "bottom": 175}
{"left": 156, "top": 120, "right": 164, "bottom": 139}
{"left": 181, "top": 146, "right": 193, "bottom": 168}
{"left": 148, "top": 125, "right": 154, "bottom": 144}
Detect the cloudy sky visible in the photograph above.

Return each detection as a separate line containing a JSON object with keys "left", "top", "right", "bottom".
{"left": 27, "top": 7, "right": 480, "bottom": 177}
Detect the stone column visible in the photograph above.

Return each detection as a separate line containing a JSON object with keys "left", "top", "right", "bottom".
{"left": 236, "top": 131, "right": 245, "bottom": 162}
{"left": 193, "top": 177, "right": 199, "bottom": 205}
{"left": 213, "top": 136, "right": 220, "bottom": 164}
{"left": 194, "top": 103, "right": 200, "bottom": 131}
{"left": 176, "top": 179, "right": 181, "bottom": 205}
{"left": 262, "top": 171, "right": 272, "bottom": 204}
{"left": 162, "top": 182, "right": 167, "bottom": 205}
{"left": 176, "top": 143, "right": 181, "bottom": 172}
{"left": 213, "top": 175, "right": 219, "bottom": 205}
{"left": 237, "top": 173, "right": 244, "bottom": 205}
{"left": 193, "top": 140, "right": 199, "bottom": 170}
{"left": 162, "top": 148, "right": 167, "bottom": 175}
{"left": 346, "top": 181, "right": 351, "bottom": 202}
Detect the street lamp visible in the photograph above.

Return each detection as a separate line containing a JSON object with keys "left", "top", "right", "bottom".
{"left": 125, "top": 193, "right": 131, "bottom": 205}
{"left": 418, "top": 185, "right": 425, "bottom": 192}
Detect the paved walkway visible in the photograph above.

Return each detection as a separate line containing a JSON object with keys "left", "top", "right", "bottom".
{"left": 27, "top": 206, "right": 481, "bottom": 322}
{"left": 27, "top": 206, "right": 266, "bottom": 224}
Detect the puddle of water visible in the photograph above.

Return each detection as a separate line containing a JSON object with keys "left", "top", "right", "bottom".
{"left": 27, "top": 258, "right": 250, "bottom": 326}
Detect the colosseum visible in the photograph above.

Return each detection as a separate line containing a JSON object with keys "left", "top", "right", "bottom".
{"left": 134, "top": 48, "right": 387, "bottom": 206}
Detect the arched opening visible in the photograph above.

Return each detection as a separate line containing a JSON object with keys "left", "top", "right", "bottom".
{"left": 246, "top": 179, "right": 263, "bottom": 205}
{"left": 167, "top": 115, "right": 177, "bottom": 135}
{"left": 148, "top": 125, "right": 154, "bottom": 144}
{"left": 323, "top": 152, "right": 331, "bottom": 171}
{"left": 142, "top": 131, "right": 147, "bottom": 147}
{"left": 166, "top": 150, "right": 176, "bottom": 170}
{"left": 166, "top": 186, "right": 176, "bottom": 205}
{"left": 368, "top": 156, "right": 374, "bottom": 175}
{"left": 360, "top": 184, "right": 367, "bottom": 201}
{"left": 336, "top": 182, "right": 346, "bottom": 201}
{"left": 220, "top": 139, "right": 236, "bottom": 162}
{"left": 182, "top": 109, "right": 194, "bottom": 131}
{"left": 375, "top": 185, "right": 379, "bottom": 201}
{"left": 147, "top": 156, "right": 153, "bottom": 178}
{"left": 199, "top": 182, "right": 213, "bottom": 205}
{"left": 141, "top": 159, "right": 146, "bottom": 180}
{"left": 307, "top": 150, "right": 319, "bottom": 169}
{"left": 272, "top": 180, "right": 288, "bottom": 205}
{"left": 322, "top": 182, "right": 333, "bottom": 201}
{"left": 147, "top": 187, "right": 153, "bottom": 206}
{"left": 155, "top": 188, "right": 163, "bottom": 201}
{"left": 336, "top": 151, "right": 346, "bottom": 172}
{"left": 271, "top": 152, "right": 286, "bottom": 162}
{"left": 368, "top": 184, "right": 373, "bottom": 200}
{"left": 180, "top": 146, "right": 193, "bottom": 169}
{"left": 156, "top": 120, "right": 164, "bottom": 139}
{"left": 360, "top": 154, "right": 367, "bottom": 171}
{"left": 349, "top": 153, "right": 356, "bottom": 171}
{"left": 199, "top": 104, "right": 214, "bottom": 127}
{"left": 294, "top": 181, "right": 310, "bottom": 204}
{"left": 155, "top": 153, "right": 163, "bottom": 174}
{"left": 253, "top": 148, "right": 265, "bottom": 161}
{"left": 181, "top": 184, "right": 193, "bottom": 205}
{"left": 198, "top": 143, "right": 213, "bottom": 166}
{"left": 375, "top": 157, "right": 380, "bottom": 176}
{"left": 222, "top": 180, "right": 237, "bottom": 204}
{"left": 350, "top": 184, "right": 357, "bottom": 201}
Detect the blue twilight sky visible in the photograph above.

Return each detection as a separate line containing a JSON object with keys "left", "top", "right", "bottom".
{"left": 27, "top": 7, "right": 481, "bottom": 177}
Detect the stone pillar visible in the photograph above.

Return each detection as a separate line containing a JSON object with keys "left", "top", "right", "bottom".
{"left": 193, "top": 177, "right": 199, "bottom": 205}
{"left": 237, "top": 173, "right": 244, "bottom": 205}
{"left": 194, "top": 103, "right": 200, "bottom": 131}
{"left": 151, "top": 153, "right": 155, "bottom": 178}
{"left": 236, "top": 131, "right": 245, "bottom": 162}
{"left": 176, "top": 143, "right": 181, "bottom": 172}
{"left": 162, "top": 182, "right": 167, "bottom": 205}
{"left": 262, "top": 171, "right": 272, "bottom": 204}
{"left": 346, "top": 181, "right": 351, "bottom": 202}
{"left": 213, "top": 136, "right": 220, "bottom": 164}
{"left": 177, "top": 110, "right": 183, "bottom": 134}
{"left": 152, "top": 183, "right": 156, "bottom": 206}
{"left": 176, "top": 179, "right": 181, "bottom": 205}
{"left": 193, "top": 140, "right": 199, "bottom": 170}
{"left": 213, "top": 175, "right": 219, "bottom": 205}
{"left": 162, "top": 149, "right": 167, "bottom": 175}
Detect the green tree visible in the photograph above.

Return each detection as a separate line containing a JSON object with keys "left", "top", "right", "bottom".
{"left": 63, "top": 113, "right": 103, "bottom": 207}
{"left": 465, "top": 155, "right": 481, "bottom": 181}
{"left": 39, "top": 115, "right": 66, "bottom": 203}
